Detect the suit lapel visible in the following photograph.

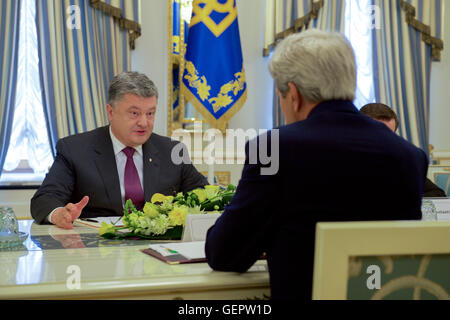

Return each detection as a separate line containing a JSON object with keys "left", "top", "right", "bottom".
{"left": 93, "top": 126, "right": 123, "bottom": 213}
{"left": 143, "top": 135, "right": 161, "bottom": 201}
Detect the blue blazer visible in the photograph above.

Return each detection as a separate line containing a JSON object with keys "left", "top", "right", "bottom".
{"left": 205, "top": 100, "right": 428, "bottom": 300}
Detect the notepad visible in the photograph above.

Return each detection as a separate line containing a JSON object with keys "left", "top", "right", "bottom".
{"left": 181, "top": 213, "right": 220, "bottom": 242}
{"left": 142, "top": 241, "right": 206, "bottom": 264}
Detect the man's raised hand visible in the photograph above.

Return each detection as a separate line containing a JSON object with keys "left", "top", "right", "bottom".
{"left": 51, "top": 196, "right": 89, "bottom": 229}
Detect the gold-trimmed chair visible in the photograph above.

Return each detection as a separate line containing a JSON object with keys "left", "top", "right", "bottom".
{"left": 313, "top": 221, "right": 450, "bottom": 300}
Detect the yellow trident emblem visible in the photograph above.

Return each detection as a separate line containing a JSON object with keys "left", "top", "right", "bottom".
{"left": 189, "top": 0, "right": 237, "bottom": 38}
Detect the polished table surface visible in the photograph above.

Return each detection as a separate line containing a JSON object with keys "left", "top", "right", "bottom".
{"left": 0, "top": 220, "right": 270, "bottom": 299}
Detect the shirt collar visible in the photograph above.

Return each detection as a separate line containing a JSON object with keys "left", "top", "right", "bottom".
{"left": 307, "top": 100, "right": 358, "bottom": 118}
{"left": 109, "top": 126, "right": 143, "bottom": 156}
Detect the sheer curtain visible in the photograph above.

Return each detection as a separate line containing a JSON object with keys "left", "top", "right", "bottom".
{"left": 3, "top": 0, "right": 53, "bottom": 174}
{"left": 344, "top": 0, "right": 376, "bottom": 109}
{"left": 0, "top": 0, "right": 21, "bottom": 178}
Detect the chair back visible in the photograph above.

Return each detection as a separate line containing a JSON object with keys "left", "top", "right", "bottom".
{"left": 434, "top": 172, "right": 450, "bottom": 196}
{"left": 313, "top": 221, "right": 450, "bottom": 300}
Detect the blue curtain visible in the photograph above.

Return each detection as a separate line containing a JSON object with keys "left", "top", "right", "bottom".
{"left": 35, "top": 0, "right": 139, "bottom": 154}
{"left": 264, "top": 0, "right": 319, "bottom": 58}
{"left": 313, "top": 0, "right": 346, "bottom": 32}
{"left": 264, "top": 0, "right": 345, "bottom": 128}
{"left": 0, "top": 0, "right": 21, "bottom": 177}
{"left": 372, "top": 0, "right": 443, "bottom": 155}
{"left": 265, "top": 0, "right": 320, "bottom": 128}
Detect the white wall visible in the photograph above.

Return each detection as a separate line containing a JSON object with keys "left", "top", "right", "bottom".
{"left": 429, "top": 1, "right": 450, "bottom": 151}
{"left": 229, "top": 0, "right": 273, "bottom": 131}
{"left": 131, "top": 0, "right": 168, "bottom": 137}
{"left": 0, "top": 189, "right": 36, "bottom": 218}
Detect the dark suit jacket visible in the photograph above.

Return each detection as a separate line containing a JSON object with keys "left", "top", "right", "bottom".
{"left": 31, "top": 126, "right": 208, "bottom": 224}
{"left": 205, "top": 100, "right": 428, "bottom": 300}
{"left": 424, "top": 178, "right": 447, "bottom": 197}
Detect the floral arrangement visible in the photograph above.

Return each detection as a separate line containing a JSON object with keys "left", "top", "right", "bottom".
{"left": 99, "top": 184, "right": 236, "bottom": 240}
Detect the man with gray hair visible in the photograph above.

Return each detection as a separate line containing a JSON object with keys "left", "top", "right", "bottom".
{"left": 31, "top": 72, "right": 207, "bottom": 229}
{"left": 205, "top": 30, "right": 427, "bottom": 300}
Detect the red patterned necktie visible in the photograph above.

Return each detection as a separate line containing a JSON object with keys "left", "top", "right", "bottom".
{"left": 122, "top": 147, "right": 144, "bottom": 210}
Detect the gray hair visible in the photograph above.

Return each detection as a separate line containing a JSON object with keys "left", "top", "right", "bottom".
{"left": 269, "top": 29, "right": 356, "bottom": 102}
{"left": 108, "top": 71, "right": 158, "bottom": 106}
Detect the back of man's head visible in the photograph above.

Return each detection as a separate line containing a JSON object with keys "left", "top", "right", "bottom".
{"left": 269, "top": 29, "right": 356, "bottom": 102}
{"left": 360, "top": 103, "right": 399, "bottom": 131}
{"left": 108, "top": 71, "right": 158, "bottom": 106}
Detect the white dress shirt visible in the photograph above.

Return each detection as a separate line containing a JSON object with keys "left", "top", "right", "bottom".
{"left": 47, "top": 128, "right": 144, "bottom": 223}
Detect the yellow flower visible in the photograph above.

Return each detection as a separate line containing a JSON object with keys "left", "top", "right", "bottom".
{"left": 99, "top": 222, "right": 116, "bottom": 236}
{"left": 193, "top": 189, "right": 207, "bottom": 203}
{"left": 204, "top": 185, "right": 220, "bottom": 199}
{"left": 168, "top": 205, "right": 189, "bottom": 226}
{"left": 205, "top": 185, "right": 220, "bottom": 191}
{"left": 143, "top": 202, "right": 160, "bottom": 218}
{"left": 151, "top": 193, "right": 174, "bottom": 204}
{"left": 126, "top": 213, "right": 140, "bottom": 228}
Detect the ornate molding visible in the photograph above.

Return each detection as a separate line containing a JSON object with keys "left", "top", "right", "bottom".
{"left": 400, "top": 0, "right": 444, "bottom": 61}
{"left": 89, "top": 0, "right": 141, "bottom": 50}
{"left": 263, "top": 0, "right": 324, "bottom": 57}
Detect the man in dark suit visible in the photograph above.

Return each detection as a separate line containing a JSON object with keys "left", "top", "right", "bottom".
{"left": 360, "top": 103, "right": 446, "bottom": 197}
{"left": 31, "top": 72, "right": 207, "bottom": 229}
{"left": 205, "top": 30, "right": 428, "bottom": 300}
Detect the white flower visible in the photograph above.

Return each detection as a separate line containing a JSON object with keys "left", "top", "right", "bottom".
{"left": 148, "top": 215, "right": 170, "bottom": 235}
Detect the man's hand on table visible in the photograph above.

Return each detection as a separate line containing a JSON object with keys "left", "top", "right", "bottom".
{"left": 51, "top": 196, "right": 89, "bottom": 229}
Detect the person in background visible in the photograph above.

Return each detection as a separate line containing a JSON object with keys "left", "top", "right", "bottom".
{"left": 205, "top": 30, "right": 428, "bottom": 300}
{"left": 360, "top": 103, "right": 446, "bottom": 197}
{"left": 31, "top": 72, "right": 207, "bottom": 229}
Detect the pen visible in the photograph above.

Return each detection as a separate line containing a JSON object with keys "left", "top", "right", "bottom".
{"left": 162, "top": 246, "right": 178, "bottom": 254}
{"left": 81, "top": 218, "right": 99, "bottom": 223}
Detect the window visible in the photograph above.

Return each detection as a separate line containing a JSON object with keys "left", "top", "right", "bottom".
{"left": 344, "top": 0, "right": 376, "bottom": 109}
{"left": 0, "top": 0, "right": 53, "bottom": 185}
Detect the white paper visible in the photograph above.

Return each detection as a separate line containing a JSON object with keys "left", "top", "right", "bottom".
{"left": 182, "top": 214, "right": 220, "bottom": 242}
{"left": 148, "top": 244, "right": 177, "bottom": 257}
{"left": 149, "top": 241, "right": 206, "bottom": 260}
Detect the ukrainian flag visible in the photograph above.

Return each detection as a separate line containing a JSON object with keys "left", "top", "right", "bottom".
{"left": 182, "top": 0, "right": 247, "bottom": 130}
